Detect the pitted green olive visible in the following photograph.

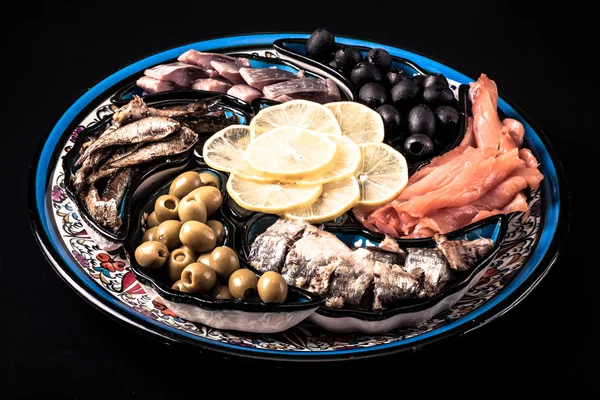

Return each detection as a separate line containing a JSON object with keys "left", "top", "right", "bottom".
{"left": 228, "top": 269, "right": 258, "bottom": 300}
{"left": 135, "top": 241, "right": 169, "bottom": 269}
{"left": 178, "top": 193, "right": 207, "bottom": 223}
{"left": 257, "top": 271, "right": 288, "bottom": 304}
{"left": 154, "top": 194, "right": 180, "bottom": 222}
{"left": 169, "top": 171, "right": 202, "bottom": 199}
{"left": 210, "top": 284, "right": 233, "bottom": 300}
{"left": 181, "top": 262, "right": 217, "bottom": 294}
{"left": 166, "top": 247, "right": 195, "bottom": 282}
{"left": 186, "top": 186, "right": 222, "bottom": 216}
{"left": 156, "top": 220, "right": 182, "bottom": 250}
{"left": 179, "top": 221, "right": 216, "bottom": 253}
{"left": 172, "top": 279, "right": 190, "bottom": 292}
{"left": 206, "top": 220, "right": 225, "bottom": 245}
{"left": 147, "top": 211, "right": 160, "bottom": 228}
{"left": 196, "top": 252, "right": 211, "bottom": 266}
{"left": 199, "top": 172, "right": 221, "bottom": 190}
{"left": 209, "top": 246, "right": 240, "bottom": 282}
{"left": 142, "top": 226, "right": 159, "bottom": 243}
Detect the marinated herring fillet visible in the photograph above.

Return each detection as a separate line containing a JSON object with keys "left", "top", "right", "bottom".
{"left": 263, "top": 78, "right": 341, "bottom": 102}
{"left": 239, "top": 67, "right": 298, "bottom": 90}
{"left": 210, "top": 61, "right": 245, "bottom": 85}
{"left": 177, "top": 49, "right": 251, "bottom": 69}
{"left": 143, "top": 62, "right": 209, "bottom": 88}
{"left": 136, "top": 76, "right": 180, "bottom": 94}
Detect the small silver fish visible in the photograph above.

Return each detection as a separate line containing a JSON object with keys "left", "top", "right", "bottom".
{"left": 372, "top": 262, "right": 424, "bottom": 310}
{"left": 403, "top": 248, "right": 451, "bottom": 297}
{"left": 185, "top": 114, "right": 239, "bottom": 134}
{"left": 105, "top": 125, "right": 198, "bottom": 169}
{"left": 248, "top": 219, "right": 307, "bottom": 273}
{"left": 84, "top": 186, "right": 122, "bottom": 232}
{"left": 102, "top": 168, "right": 133, "bottom": 203}
{"left": 76, "top": 116, "right": 180, "bottom": 166}
{"left": 434, "top": 234, "right": 494, "bottom": 271}
{"left": 112, "top": 95, "right": 221, "bottom": 125}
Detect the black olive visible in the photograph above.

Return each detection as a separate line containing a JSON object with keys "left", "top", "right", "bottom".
{"left": 423, "top": 73, "right": 449, "bottom": 88}
{"left": 334, "top": 46, "right": 363, "bottom": 74}
{"left": 359, "top": 82, "right": 387, "bottom": 109}
{"left": 385, "top": 70, "right": 408, "bottom": 88}
{"left": 423, "top": 86, "right": 456, "bottom": 107}
{"left": 408, "top": 104, "right": 436, "bottom": 137}
{"left": 328, "top": 59, "right": 339, "bottom": 70}
{"left": 366, "top": 48, "right": 392, "bottom": 73}
{"left": 412, "top": 74, "right": 425, "bottom": 89}
{"left": 435, "top": 106, "right": 460, "bottom": 134}
{"left": 376, "top": 104, "right": 402, "bottom": 136}
{"left": 390, "top": 80, "right": 420, "bottom": 110}
{"left": 350, "top": 61, "right": 382, "bottom": 88}
{"left": 403, "top": 134, "right": 435, "bottom": 158}
{"left": 306, "top": 28, "right": 336, "bottom": 62}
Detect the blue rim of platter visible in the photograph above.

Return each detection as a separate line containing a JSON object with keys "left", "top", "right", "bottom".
{"left": 28, "top": 32, "right": 571, "bottom": 362}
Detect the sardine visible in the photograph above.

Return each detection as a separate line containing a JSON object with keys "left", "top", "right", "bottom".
{"left": 84, "top": 186, "right": 122, "bottom": 232}
{"left": 73, "top": 148, "right": 114, "bottom": 190}
{"left": 434, "top": 234, "right": 494, "bottom": 271}
{"left": 102, "top": 168, "right": 133, "bottom": 203}
{"left": 185, "top": 115, "right": 239, "bottom": 134}
{"left": 105, "top": 126, "right": 198, "bottom": 169}
{"left": 403, "top": 248, "right": 451, "bottom": 296}
{"left": 84, "top": 144, "right": 143, "bottom": 185}
{"left": 372, "top": 262, "right": 424, "bottom": 310}
{"left": 76, "top": 117, "right": 180, "bottom": 166}
{"left": 113, "top": 95, "right": 221, "bottom": 125}
{"left": 281, "top": 225, "right": 351, "bottom": 291}
{"left": 248, "top": 219, "right": 307, "bottom": 273}
{"left": 325, "top": 250, "right": 375, "bottom": 309}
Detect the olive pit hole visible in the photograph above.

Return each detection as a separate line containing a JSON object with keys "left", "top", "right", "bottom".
{"left": 410, "top": 142, "right": 424, "bottom": 155}
{"left": 174, "top": 253, "right": 186, "bottom": 262}
{"left": 164, "top": 200, "right": 176, "bottom": 210}
{"left": 158, "top": 249, "right": 167, "bottom": 258}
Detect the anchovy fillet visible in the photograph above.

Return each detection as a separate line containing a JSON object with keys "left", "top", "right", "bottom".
{"left": 112, "top": 95, "right": 221, "bottom": 125}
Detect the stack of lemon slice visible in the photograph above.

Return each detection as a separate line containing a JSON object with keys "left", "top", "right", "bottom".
{"left": 202, "top": 100, "right": 408, "bottom": 223}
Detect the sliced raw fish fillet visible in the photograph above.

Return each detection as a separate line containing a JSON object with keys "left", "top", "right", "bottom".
{"left": 210, "top": 61, "right": 245, "bottom": 84}
{"left": 434, "top": 234, "right": 494, "bottom": 271}
{"left": 247, "top": 219, "right": 307, "bottom": 273}
{"left": 503, "top": 118, "right": 525, "bottom": 147}
{"left": 372, "top": 262, "right": 424, "bottom": 309}
{"left": 205, "top": 69, "right": 220, "bottom": 78}
{"left": 144, "top": 62, "right": 209, "bottom": 88}
{"left": 192, "top": 78, "right": 233, "bottom": 93}
{"left": 403, "top": 248, "right": 451, "bottom": 296}
{"left": 498, "top": 129, "right": 518, "bottom": 153}
{"left": 470, "top": 74, "right": 504, "bottom": 149}
{"left": 519, "top": 148, "right": 539, "bottom": 168}
{"left": 281, "top": 225, "right": 351, "bottom": 292}
{"left": 239, "top": 67, "right": 297, "bottom": 90}
{"left": 262, "top": 78, "right": 341, "bottom": 103}
{"left": 472, "top": 192, "right": 530, "bottom": 223}
{"left": 136, "top": 76, "right": 179, "bottom": 94}
{"left": 408, "top": 145, "right": 474, "bottom": 185}
{"left": 227, "top": 84, "right": 263, "bottom": 102}
{"left": 178, "top": 50, "right": 251, "bottom": 69}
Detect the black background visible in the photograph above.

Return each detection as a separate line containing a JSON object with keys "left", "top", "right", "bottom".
{"left": 1, "top": 1, "right": 594, "bottom": 397}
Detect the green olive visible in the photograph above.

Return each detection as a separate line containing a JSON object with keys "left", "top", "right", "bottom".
{"left": 166, "top": 247, "right": 195, "bottom": 282}
{"left": 228, "top": 269, "right": 258, "bottom": 300}
{"left": 147, "top": 211, "right": 160, "bottom": 228}
{"left": 209, "top": 246, "right": 240, "bottom": 282}
{"left": 181, "top": 262, "right": 217, "bottom": 294}
{"left": 154, "top": 194, "right": 180, "bottom": 222}
{"left": 186, "top": 186, "right": 222, "bottom": 216}
{"left": 142, "top": 226, "right": 159, "bottom": 242}
{"left": 206, "top": 220, "right": 225, "bottom": 245}
{"left": 196, "top": 252, "right": 211, "bottom": 266}
{"left": 134, "top": 241, "right": 169, "bottom": 269}
{"left": 156, "top": 220, "right": 182, "bottom": 250}
{"left": 172, "top": 279, "right": 190, "bottom": 292}
{"left": 179, "top": 245, "right": 196, "bottom": 258}
{"left": 199, "top": 172, "right": 221, "bottom": 190}
{"left": 178, "top": 193, "right": 207, "bottom": 223}
{"left": 257, "top": 271, "right": 288, "bottom": 304}
{"left": 179, "top": 221, "right": 216, "bottom": 253}
{"left": 210, "top": 284, "right": 233, "bottom": 300}
{"left": 169, "top": 171, "right": 202, "bottom": 199}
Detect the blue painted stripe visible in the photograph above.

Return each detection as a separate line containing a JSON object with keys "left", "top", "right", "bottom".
{"left": 35, "top": 33, "right": 561, "bottom": 356}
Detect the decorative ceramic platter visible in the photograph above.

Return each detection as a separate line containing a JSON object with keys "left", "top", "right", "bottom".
{"left": 29, "top": 33, "right": 569, "bottom": 361}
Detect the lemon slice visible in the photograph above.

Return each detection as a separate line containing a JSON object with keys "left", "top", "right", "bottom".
{"left": 355, "top": 143, "right": 408, "bottom": 207}
{"left": 284, "top": 177, "right": 360, "bottom": 223}
{"left": 324, "top": 101, "right": 385, "bottom": 144}
{"left": 226, "top": 174, "right": 322, "bottom": 213}
{"left": 249, "top": 99, "right": 342, "bottom": 138}
{"left": 245, "top": 127, "right": 337, "bottom": 180}
{"left": 292, "top": 134, "right": 360, "bottom": 185}
{"left": 202, "top": 125, "right": 273, "bottom": 182}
